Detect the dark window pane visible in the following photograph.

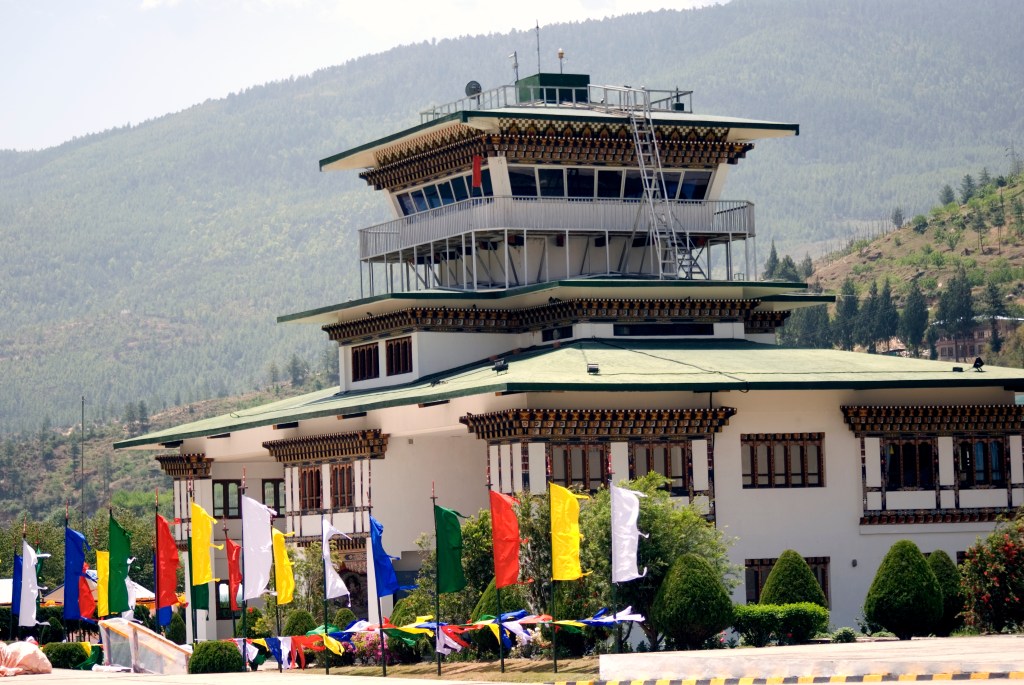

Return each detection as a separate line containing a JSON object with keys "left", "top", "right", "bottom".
{"left": 680, "top": 171, "right": 712, "bottom": 200}
{"left": 567, "top": 167, "right": 595, "bottom": 198}
{"left": 508, "top": 166, "right": 537, "bottom": 197}
{"left": 538, "top": 168, "right": 565, "bottom": 197}
{"left": 423, "top": 185, "right": 442, "bottom": 209}
{"left": 451, "top": 176, "right": 469, "bottom": 201}
{"left": 662, "top": 171, "right": 681, "bottom": 199}
{"left": 411, "top": 190, "right": 428, "bottom": 212}
{"left": 623, "top": 170, "right": 645, "bottom": 199}
{"left": 437, "top": 181, "right": 455, "bottom": 205}
{"left": 481, "top": 169, "right": 493, "bottom": 196}
{"left": 597, "top": 170, "right": 622, "bottom": 198}
{"left": 397, "top": 193, "right": 415, "bottom": 216}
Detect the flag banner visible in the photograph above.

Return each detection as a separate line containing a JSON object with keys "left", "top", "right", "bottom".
{"left": 272, "top": 529, "right": 295, "bottom": 606}
{"left": 369, "top": 515, "right": 413, "bottom": 598}
{"left": 108, "top": 512, "right": 132, "bottom": 614}
{"left": 489, "top": 490, "right": 522, "bottom": 589}
{"left": 226, "top": 537, "right": 242, "bottom": 611}
{"left": 63, "top": 526, "right": 91, "bottom": 621}
{"left": 96, "top": 550, "right": 110, "bottom": 618}
{"left": 321, "top": 517, "right": 351, "bottom": 601}
{"left": 11, "top": 556, "right": 22, "bottom": 617}
{"left": 155, "top": 514, "right": 180, "bottom": 610}
{"left": 18, "top": 540, "right": 40, "bottom": 627}
{"left": 241, "top": 495, "right": 275, "bottom": 601}
{"left": 550, "top": 483, "right": 589, "bottom": 581}
{"left": 610, "top": 485, "right": 648, "bottom": 583}
{"left": 433, "top": 505, "right": 467, "bottom": 594}
{"left": 187, "top": 536, "right": 210, "bottom": 611}
{"left": 156, "top": 605, "right": 173, "bottom": 627}
{"left": 78, "top": 563, "right": 96, "bottom": 619}
{"left": 190, "top": 500, "right": 222, "bottom": 586}
{"left": 472, "top": 155, "right": 482, "bottom": 188}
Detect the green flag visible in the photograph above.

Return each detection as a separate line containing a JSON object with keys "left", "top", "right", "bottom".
{"left": 108, "top": 512, "right": 132, "bottom": 614}
{"left": 187, "top": 537, "right": 209, "bottom": 611}
{"left": 434, "top": 505, "right": 467, "bottom": 594}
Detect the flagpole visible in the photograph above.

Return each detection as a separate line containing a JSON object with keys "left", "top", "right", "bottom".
{"left": 239, "top": 468, "right": 248, "bottom": 673}
{"left": 321, "top": 511, "right": 330, "bottom": 676}
{"left": 20, "top": 518, "right": 27, "bottom": 641}
{"left": 64, "top": 501, "right": 70, "bottom": 642}
{"left": 80, "top": 395, "right": 85, "bottom": 529}
{"left": 430, "top": 482, "right": 441, "bottom": 676}
{"left": 546, "top": 454, "right": 558, "bottom": 674}
{"left": 486, "top": 458, "right": 506, "bottom": 675}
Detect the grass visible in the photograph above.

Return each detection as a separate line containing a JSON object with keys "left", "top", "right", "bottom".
{"left": 292, "top": 656, "right": 600, "bottom": 682}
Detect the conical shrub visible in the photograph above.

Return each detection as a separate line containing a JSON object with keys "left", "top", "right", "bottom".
{"left": 926, "top": 549, "right": 961, "bottom": 636}
{"left": 651, "top": 553, "right": 733, "bottom": 649}
{"left": 863, "top": 540, "right": 941, "bottom": 640}
{"left": 759, "top": 550, "right": 828, "bottom": 608}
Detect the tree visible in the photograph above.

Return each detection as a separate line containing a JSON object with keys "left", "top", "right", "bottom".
{"left": 1013, "top": 197, "right": 1024, "bottom": 237}
{"left": 940, "top": 184, "right": 956, "bottom": 206}
{"left": 983, "top": 281, "right": 1007, "bottom": 354}
{"left": 798, "top": 253, "right": 814, "bottom": 280}
{"left": 960, "top": 174, "right": 976, "bottom": 204}
{"left": 936, "top": 265, "right": 975, "bottom": 361}
{"left": 763, "top": 241, "right": 780, "bottom": 280}
{"left": 758, "top": 550, "right": 828, "bottom": 608}
{"left": 891, "top": 206, "right": 904, "bottom": 229}
{"left": 911, "top": 214, "right": 928, "bottom": 233}
{"left": 288, "top": 354, "right": 306, "bottom": 387}
{"left": 650, "top": 553, "right": 733, "bottom": 650}
{"left": 960, "top": 509, "right": 1024, "bottom": 632}
{"left": 979, "top": 167, "right": 992, "bottom": 187}
{"left": 863, "top": 539, "right": 941, "bottom": 640}
{"left": 875, "top": 279, "right": 899, "bottom": 352}
{"left": 855, "top": 280, "right": 880, "bottom": 353}
{"left": 268, "top": 362, "right": 280, "bottom": 387}
{"left": 775, "top": 255, "right": 801, "bottom": 282}
{"left": 970, "top": 205, "right": 987, "bottom": 251}
{"left": 926, "top": 550, "right": 962, "bottom": 637}
{"left": 900, "top": 280, "right": 928, "bottom": 357}
{"left": 137, "top": 400, "right": 149, "bottom": 434}
{"left": 834, "top": 278, "right": 859, "bottom": 351}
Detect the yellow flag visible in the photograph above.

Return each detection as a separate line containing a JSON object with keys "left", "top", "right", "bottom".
{"left": 272, "top": 529, "right": 295, "bottom": 606}
{"left": 322, "top": 633, "right": 345, "bottom": 656}
{"left": 96, "top": 550, "right": 109, "bottom": 617}
{"left": 190, "top": 500, "right": 223, "bottom": 586}
{"left": 550, "top": 482, "right": 589, "bottom": 581}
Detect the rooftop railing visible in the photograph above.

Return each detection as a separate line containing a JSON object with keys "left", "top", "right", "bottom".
{"left": 358, "top": 196, "right": 752, "bottom": 260}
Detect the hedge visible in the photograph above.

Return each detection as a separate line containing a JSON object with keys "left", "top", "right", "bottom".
{"left": 188, "top": 640, "right": 245, "bottom": 674}
{"left": 41, "top": 642, "right": 89, "bottom": 669}
{"left": 732, "top": 602, "right": 829, "bottom": 646}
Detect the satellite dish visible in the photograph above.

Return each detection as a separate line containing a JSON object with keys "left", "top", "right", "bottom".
{"left": 465, "top": 80, "right": 482, "bottom": 97}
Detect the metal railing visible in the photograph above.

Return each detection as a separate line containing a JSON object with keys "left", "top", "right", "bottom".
{"left": 358, "top": 197, "right": 753, "bottom": 260}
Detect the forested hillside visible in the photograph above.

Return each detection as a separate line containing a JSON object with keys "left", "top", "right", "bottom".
{"left": 2, "top": 0, "right": 1022, "bottom": 432}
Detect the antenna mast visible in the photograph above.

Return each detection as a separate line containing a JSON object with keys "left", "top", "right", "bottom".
{"left": 535, "top": 21, "right": 541, "bottom": 73}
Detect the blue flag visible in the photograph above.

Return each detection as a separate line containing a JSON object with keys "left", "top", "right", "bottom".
{"left": 11, "top": 556, "right": 22, "bottom": 617}
{"left": 64, "top": 526, "right": 90, "bottom": 621}
{"left": 369, "top": 516, "right": 413, "bottom": 598}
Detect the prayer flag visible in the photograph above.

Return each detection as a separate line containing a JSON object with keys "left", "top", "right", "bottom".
{"left": 472, "top": 155, "right": 482, "bottom": 188}
{"left": 550, "top": 483, "right": 588, "bottom": 581}
{"left": 78, "top": 564, "right": 96, "bottom": 619}
{"left": 108, "top": 513, "right": 132, "bottom": 614}
{"left": 321, "top": 517, "right": 351, "bottom": 601}
{"left": 272, "top": 529, "right": 295, "bottom": 606}
{"left": 63, "top": 527, "right": 90, "bottom": 621}
{"left": 11, "top": 556, "right": 21, "bottom": 617}
{"left": 186, "top": 536, "right": 209, "bottom": 611}
{"left": 18, "top": 540, "right": 40, "bottom": 627}
{"left": 610, "top": 485, "right": 648, "bottom": 583}
{"left": 434, "top": 505, "right": 467, "bottom": 594}
{"left": 190, "top": 500, "right": 222, "bottom": 586}
{"left": 369, "top": 515, "right": 408, "bottom": 598}
{"left": 489, "top": 490, "right": 521, "bottom": 589}
{"left": 155, "top": 514, "right": 180, "bottom": 611}
{"left": 225, "top": 537, "right": 242, "bottom": 611}
{"left": 242, "top": 495, "right": 275, "bottom": 601}
{"left": 96, "top": 550, "right": 110, "bottom": 618}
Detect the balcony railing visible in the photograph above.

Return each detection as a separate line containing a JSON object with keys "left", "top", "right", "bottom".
{"left": 358, "top": 197, "right": 754, "bottom": 260}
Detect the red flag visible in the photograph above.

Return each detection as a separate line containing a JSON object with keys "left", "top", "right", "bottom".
{"left": 472, "top": 155, "right": 483, "bottom": 189}
{"left": 78, "top": 563, "right": 96, "bottom": 618}
{"left": 226, "top": 537, "right": 242, "bottom": 611}
{"left": 156, "top": 514, "right": 180, "bottom": 610}
{"left": 489, "top": 490, "right": 521, "bottom": 589}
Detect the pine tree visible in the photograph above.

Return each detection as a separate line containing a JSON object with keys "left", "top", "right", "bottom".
{"left": 979, "top": 167, "right": 992, "bottom": 187}
{"left": 776, "top": 255, "right": 801, "bottom": 281}
{"left": 834, "top": 278, "right": 859, "bottom": 351}
{"left": 960, "top": 174, "right": 976, "bottom": 204}
{"left": 856, "top": 280, "right": 880, "bottom": 353}
{"left": 137, "top": 400, "right": 149, "bottom": 434}
{"left": 940, "top": 184, "right": 956, "bottom": 205}
{"left": 763, "top": 241, "right": 780, "bottom": 280}
{"left": 288, "top": 354, "right": 306, "bottom": 387}
{"left": 937, "top": 266, "right": 975, "bottom": 361}
{"left": 876, "top": 279, "right": 899, "bottom": 352}
{"left": 798, "top": 253, "right": 814, "bottom": 280}
{"left": 891, "top": 206, "right": 905, "bottom": 229}
{"left": 983, "top": 281, "right": 1007, "bottom": 354}
{"left": 900, "top": 280, "right": 928, "bottom": 357}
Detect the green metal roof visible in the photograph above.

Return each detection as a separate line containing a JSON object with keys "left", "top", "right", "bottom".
{"left": 115, "top": 340, "right": 1024, "bottom": 450}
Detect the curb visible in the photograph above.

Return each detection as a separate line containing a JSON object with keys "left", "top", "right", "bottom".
{"left": 550, "top": 676, "right": 1024, "bottom": 685}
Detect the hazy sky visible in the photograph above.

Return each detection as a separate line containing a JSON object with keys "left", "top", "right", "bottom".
{"left": 1, "top": 0, "right": 714, "bottom": 151}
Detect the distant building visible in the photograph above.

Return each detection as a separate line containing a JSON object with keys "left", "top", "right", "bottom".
{"left": 934, "top": 317, "right": 1024, "bottom": 361}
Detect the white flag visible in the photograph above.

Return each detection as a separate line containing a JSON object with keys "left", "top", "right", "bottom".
{"left": 242, "top": 495, "right": 276, "bottom": 601}
{"left": 18, "top": 540, "right": 40, "bottom": 627}
{"left": 610, "top": 485, "right": 647, "bottom": 583}
{"left": 322, "top": 517, "right": 351, "bottom": 601}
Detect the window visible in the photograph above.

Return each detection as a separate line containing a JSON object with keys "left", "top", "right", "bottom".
{"left": 550, "top": 443, "right": 608, "bottom": 492}
{"left": 509, "top": 166, "right": 538, "bottom": 197}
{"left": 679, "top": 171, "right": 712, "bottom": 200}
{"left": 351, "top": 342, "right": 379, "bottom": 382}
{"left": 537, "top": 168, "right": 565, "bottom": 197}
{"left": 331, "top": 462, "right": 356, "bottom": 508}
{"left": 882, "top": 436, "right": 936, "bottom": 490}
{"left": 216, "top": 581, "right": 240, "bottom": 620}
{"left": 567, "top": 168, "right": 595, "bottom": 198}
{"left": 622, "top": 170, "right": 644, "bottom": 199}
{"left": 262, "top": 479, "right": 285, "bottom": 512}
{"left": 956, "top": 436, "right": 1007, "bottom": 488}
{"left": 745, "top": 557, "right": 830, "bottom": 605}
{"left": 385, "top": 336, "right": 413, "bottom": 376}
{"left": 212, "top": 480, "right": 241, "bottom": 518}
{"left": 596, "top": 169, "right": 622, "bottom": 198}
{"left": 630, "top": 442, "right": 689, "bottom": 496}
{"left": 741, "top": 434, "right": 824, "bottom": 488}
{"left": 298, "top": 465, "right": 322, "bottom": 512}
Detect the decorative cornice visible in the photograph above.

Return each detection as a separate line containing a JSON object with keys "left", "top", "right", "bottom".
{"left": 324, "top": 297, "right": 759, "bottom": 344}
{"left": 860, "top": 508, "right": 1013, "bottom": 525}
{"left": 841, "top": 404, "right": 1024, "bottom": 436}
{"left": 744, "top": 311, "right": 791, "bottom": 333}
{"left": 155, "top": 453, "right": 213, "bottom": 480}
{"left": 263, "top": 429, "right": 389, "bottom": 465}
{"left": 460, "top": 407, "right": 737, "bottom": 442}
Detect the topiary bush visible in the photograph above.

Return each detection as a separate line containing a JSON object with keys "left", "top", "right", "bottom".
{"left": 651, "top": 553, "right": 733, "bottom": 650}
{"left": 960, "top": 510, "right": 1024, "bottom": 632}
{"left": 831, "top": 627, "right": 858, "bottom": 643}
{"left": 167, "top": 612, "right": 187, "bottom": 645}
{"left": 759, "top": 550, "right": 828, "bottom": 608}
{"left": 41, "top": 642, "right": 88, "bottom": 669}
{"left": 863, "top": 540, "right": 941, "bottom": 640}
{"left": 282, "top": 609, "right": 317, "bottom": 637}
{"left": 777, "top": 602, "right": 829, "bottom": 644}
{"left": 732, "top": 604, "right": 779, "bottom": 647}
{"left": 926, "top": 549, "right": 962, "bottom": 636}
{"left": 333, "top": 607, "right": 357, "bottom": 630}
{"left": 39, "top": 617, "right": 65, "bottom": 644}
{"left": 188, "top": 640, "right": 245, "bottom": 674}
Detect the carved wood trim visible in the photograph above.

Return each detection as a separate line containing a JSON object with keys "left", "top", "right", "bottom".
{"left": 841, "top": 404, "right": 1024, "bottom": 436}
{"left": 263, "top": 429, "right": 389, "bottom": 465}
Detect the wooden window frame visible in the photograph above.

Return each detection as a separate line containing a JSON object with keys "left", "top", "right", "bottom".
{"left": 882, "top": 436, "right": 936, "bottom": 491}
{"left": 741, "top": 434, "right": 824, "bottom": 489}
{"left": 212, "top": 479, "right": 241, "bottom": 518}
{"left": 385, "top": 336, "right": 413, "bottom": 376}
{"left": 262, "top": 478, "right": 285, "bottom": 512}
{"left": 298, "top": 464, "right": 323, "bottom": 512}
{"left": 330, "top": 462, "right": 356, "bottom": 509}
{"left": 629, "top": 441, "right": 690, "bottom": 496}
{"left": 351, "top": 342, "right": 380, "bottom": 382}
{"left": 216, "top": 580, "right": 239, "bottom": 620}
{"left": 956, "top": 435, "right": 1008, "bottom": 488}
{"left": 745, "top": 556, "right": 830, "bottom": 606}
{"left": 549, "top": 443, "right": 609, "bottom": 492}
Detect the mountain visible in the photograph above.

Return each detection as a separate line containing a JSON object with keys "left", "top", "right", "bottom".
{"left": 2, "top": 0, "right": 1023, "bottom": 431}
